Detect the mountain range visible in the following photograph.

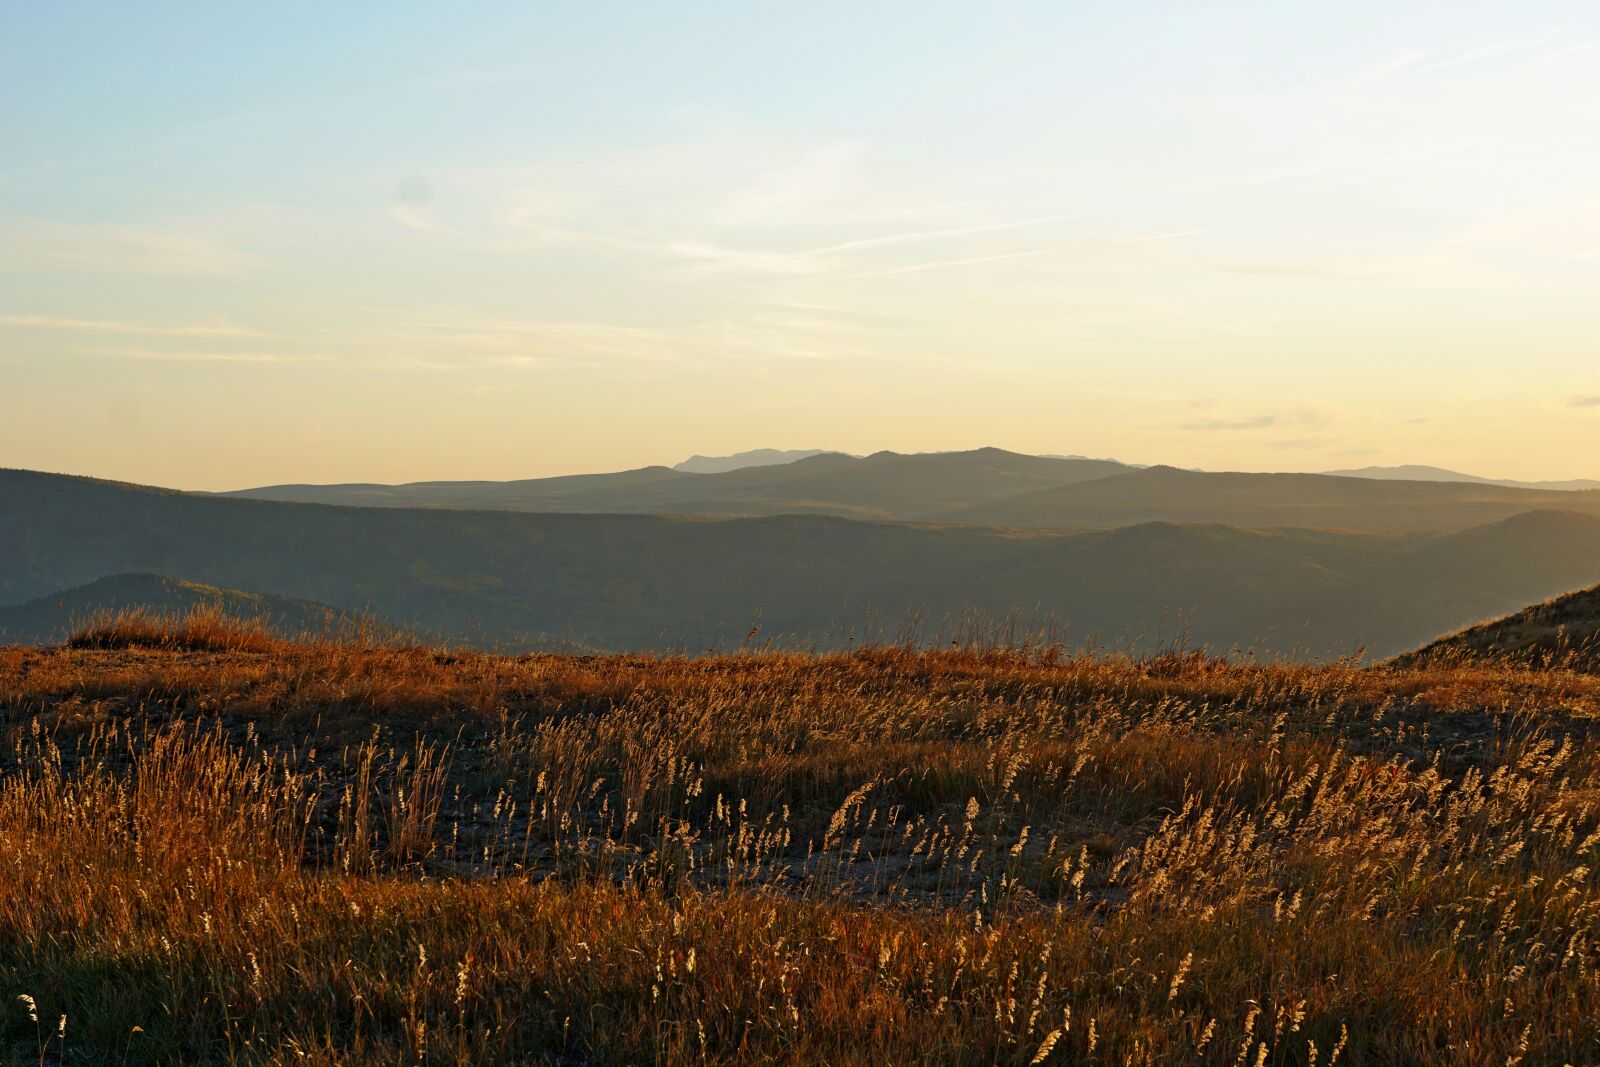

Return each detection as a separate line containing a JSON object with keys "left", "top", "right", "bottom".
{"left": 7, "top": 464, "right": 1600, "bottom": 659}
{"left": 226, "top": 448, "right": 1600, "bottom": 533}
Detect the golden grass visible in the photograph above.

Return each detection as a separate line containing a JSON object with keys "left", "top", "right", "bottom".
{"left": 66, "top": 605, "right": 283, "bottom": 654}
{"left": 3, "top": 621, "right": 1600, "bottom": 1063}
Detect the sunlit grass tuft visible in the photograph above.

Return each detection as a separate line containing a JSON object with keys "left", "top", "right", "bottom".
{"left": 66, "top": 605, "right": 282, "bottom": 654}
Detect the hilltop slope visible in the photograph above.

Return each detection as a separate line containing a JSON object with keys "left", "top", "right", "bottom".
{"left": 1397, "top": 581, "right": 1600, "bottom": 671}
{"left": 6, "top": 469, "right": 1600, "bottom": 657}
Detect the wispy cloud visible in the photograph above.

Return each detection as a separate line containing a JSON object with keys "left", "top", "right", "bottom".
{"left": 1212, "top": 261, "right": 1362, "bottom": 281}
{"left": 666, "top": 241, "right": 818, "bottom": 275}
{"left": 0, "top": 314, "right": 266, "bottom": 338}
{"left": 836, "top": 230, "right": 1201, "bottom": 281}
{"left": 1571, "top": 395, "right": 1600, "bottom": 408}
{"left": 842, "top": 246, "right": 1066, "bottom": 279}
{"left": 707, "top": 138, "right": 871, "bottom": 229}
{"left": 654, "top": 213, "right": 1131, "bottom": 279}
{"left": 1124, "top": 230, "right": 1205, "bottom": 244}
{"left": 0, "top": 218, "right": 256, "bottom": 276}
{"left": 1542, "top": 38, "right": 1600, "bottom": 63}
{"left": 75, "top": 346, "right": 309, "bottom": 365}
{"left": 1181, "top": 415, "right": 1278, "bottom": 432}
{"left": 1269, "top": 436, "right": 1336, "bottom": 450}
{"left": 1411, "top": 38, "right": 1541, "bottom": 75}
{"left": 802, "top": 214, "right": 1077, "bottom": 256}
{"left": 1344, "top": 37, "right": 1552, "bottom": 81}
{"left": 1180, "top": 404, "right": 1333, "bottom": 435}
{"left": 386, "top": 316, "right": 683, "bottom": 366}
{"left": 387, "top": 204, "right": 494, "bottom": 241}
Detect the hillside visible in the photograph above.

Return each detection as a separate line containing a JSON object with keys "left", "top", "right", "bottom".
{"left": 0, "top": 573, "right": 384, "bottom": 646}
{"left": 7, "top": 468, "right": 1600, "bottom": 658}
{"left": 3, "top": 634, "right": 1599, "bottom": 1062}
{"left": 226, "top": 449, "right": 1600, "bottom": 532}
{"left": 1396, "top": 582, "right": 1600, "bottom": 671}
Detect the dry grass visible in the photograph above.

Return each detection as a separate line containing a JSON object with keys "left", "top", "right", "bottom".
{"left": 66, "top": 606, "right": 283, "bottom": 655}
{"left": 4, "top": 616, "right": 1600, "bottom": 1063}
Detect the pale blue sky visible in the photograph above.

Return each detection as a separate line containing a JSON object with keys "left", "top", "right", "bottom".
{"left": 3, "top": 2, "right": 1598, "bottom": 488}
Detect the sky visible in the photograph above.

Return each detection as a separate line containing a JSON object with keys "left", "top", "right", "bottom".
{"left": 2, "top": 1, "right": 1598, "bottom": 490}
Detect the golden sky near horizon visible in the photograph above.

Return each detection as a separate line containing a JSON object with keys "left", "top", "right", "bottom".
{"left": 2, "top": 2, "right": 1598, "bottom": 490}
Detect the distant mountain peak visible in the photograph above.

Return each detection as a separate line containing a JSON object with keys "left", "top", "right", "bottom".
{"left": 673, "top": 449, "right": 838, "bottom": 474}
{"left": 1324, "top": 465, "right": 1600, "bottom": 493}
{"left": 1041, "top": 452, "right": 1141, "bottom": 465}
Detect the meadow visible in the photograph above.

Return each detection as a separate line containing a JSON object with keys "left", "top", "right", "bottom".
{"left": 3, "top": 610, "right": 1600, "bottom": 1064}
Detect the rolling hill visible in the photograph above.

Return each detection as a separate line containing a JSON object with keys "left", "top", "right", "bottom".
{"left": 0, "top": 573, "right": 377, "bottom": 646}
{"left": 225, "top": 449, "right": 1600, "bottom": 533}
{"left": 7, "top": 468, "right": 1600, "bottom": 658}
